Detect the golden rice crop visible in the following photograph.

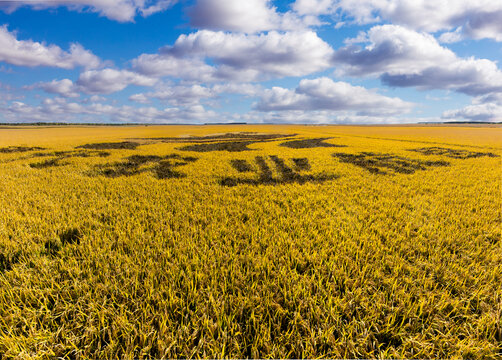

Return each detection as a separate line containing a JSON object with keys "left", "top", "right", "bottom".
{"left": 0, "top": 124, "right": 500, "bottom": 359}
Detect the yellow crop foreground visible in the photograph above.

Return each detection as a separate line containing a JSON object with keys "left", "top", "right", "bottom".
{"left": 0, "top": 124, "right": 500, "bottom": 359}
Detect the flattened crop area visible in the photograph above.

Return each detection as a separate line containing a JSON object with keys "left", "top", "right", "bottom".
{"left": 0, "top": 125, "right": 500, "bottom": 359}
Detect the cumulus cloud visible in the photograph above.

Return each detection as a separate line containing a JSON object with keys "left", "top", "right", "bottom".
{"left": 1, "top": 0, "right": 177, "bottom": 22}
{"left": 1, "top": 97, "right": 216, "bottom": 123}
{"left": 461, "top": 10, "right": 502, "bottom": 42}
{"left": 255, "top": 77, "right": 413, "bottom": 116}
{"left": 379, "top": 59, "right": 502, "bottom": 96}
{"left": 472, "top": 93, "right": 502, "bottom": 105}
{"left": 32, "top": 68, "right": 158, "bottom": 97}
{"left": 132, "top": 53, "right": 220, "bottom": 81}
{"left": 130, "top": 82, "right": 263, "bottom": 107}
{"left": 188, "top": 0, "right": 319, "bottom": 33}
{"left": 0, "top": 25, "right": 100, "bottom": 69}
{"left": 212, "top": 83, "right": 262, "bottom": 96}
{"left": 236, "top": 109, "right": 425, "bottom": 124}
{"left": 76, "top": 68, "right": 157, "bottom": 94}
{"left": 438, "top": 28, "right": 464, "bottom": 44}
{"left": 132, "top": 30, "right": 334, "bottom": 83}
{"left": 332, "top": 25, "right": 502, "bottom": 96}
{"left": 130, "top": 84, "right": 215, "bottom": 106}
{"left": 188, "top": 0, "right": 280, "bottom": 33}
{"left": 30, "top": 79, "right": 80, "bottom": 98}
{"left": 442, "top": 103, "right": 502, "bottom": 121}
{"left": 1, "top": 96, "right": 423, "bottom": 124}
{"left": 0, "top": 82, "right": 23, "bottom": 105}
{"left": 442, "top": 92, "right": 502, "bottom": 121}
{"left": 165, "top": 30, "right": 334, "bottom": 79}
{"left": 129, "top": 93, "right": 150, "bottom": 104}
{"left": 293, "top": 0, "right": 502, "bottom": 41}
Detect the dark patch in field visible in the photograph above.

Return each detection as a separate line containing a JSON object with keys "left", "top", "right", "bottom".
{"left": 179, "top": 141, "right": 256, "bottom": 152}
{"left": 127, "top": 154, "right": 163, "bottom": 165}
{"left": 230, "top": 159, "right": 253, "bottom": 172}
{"left": 154, "top": 161, "right": 186, "bottom": 179}
{"left": 221, "top": 155, "right": 337, "bottom": 186}
{"left": 29, "top": 158, "right": 62, "bottom": 169}
{"left": 269, "top": 155, "right": 297, "bottom": 181}
{"left": 32, "top": 150, "right": 110, "bottom": 158}
{"left": 292, "top": 158, "right": 311, "bottom": 171}
{"left": 136, "top": 132, "right": 295, "bottom": 143}
{"left": 94, "top": 153, "right": 197, "bottom": 179}
{"left": 29, "top": 150, "right": 110, "bottom": 169}
{"left": 374, "top": 331, "right": 403, "bottom": 350}
{"left": 43, "top": 228, "right": 83, "bottom": 257}
{"left": 43, "top": 239, "right": 61, "bottom": 257}
{"left": 77, "top": 141, "right": 139, "bottom": 150}
{"left": 0, "top": 146, "right": 45, "bottom": 153}
{"left": 59, "top": 228, "right": 82, "bottom": 245}
{"left": 408, "top": 147, "right": 499, "bottom": 159}
{"left": 280, "top": 138, "right": 346, "bottom": 149}
{"left": 255, "top": 156, "right": 273, "bottom": 182}
{"left": 133, "top": 132, "right": 298, "bottom": 152}
{"left": 484, "top": 234, "right": 500, "bottom": 245}
{"left": 101, "top": 162, "right": 141, "bottom": 177}
{"left": 333, "top": 152, "right": 449, "bottom": 175}
{"left": 0, "top": 249, "right": 21, "bottom": 272}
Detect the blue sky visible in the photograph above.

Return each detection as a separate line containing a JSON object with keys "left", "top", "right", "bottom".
{"left": 0, "top": 0, "right": 501, "bottom": 123}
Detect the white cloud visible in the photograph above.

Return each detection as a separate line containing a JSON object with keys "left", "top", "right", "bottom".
{"left": 129, "top": 82, "right": 263, "bottom": 108}
{"left": 293, "top": 0, "right": 502, "bottom": 41}
{"left": 333, "top": 25, "right": 456, "bottom": 76}
{"left": 189, "top": 0, "right": 280, "bottom": 33}
{"left": 130, "top": 84, "right": 215, "bottom": 106}
{"left": 132, "top": 30, "right": 334, "bottom": 83}
{"left": 472, "top": 93, "right": 502, "bottom": 105}
{"left": 438, "top": 28, "right": 464, "bottom": 43}
{"left": 89, "top": 95, "right": 107, "bottom": 102}
{"left": 462, "top": 10, "right": 502, "bottom": 42}
{"left": 1, "top": 0, "right": 177, "bottom": 22}
{"left": 212, "top": 83, "right": 262, "bottom": 96}
{"left": 332, "top": 25, "right": 502, "bottom": 96}
{"left": 132, "top": 53, "right": 219, "bottom": 81}
{"left": 129, "top": 93, "right": 150, "bottom": 104}
{"left": 166, "top": 30, "right": 334, "bottom": 79}
{"left": 0, "top": 82, "right": 23, "bottom": 105}
{"left": 30, "top": 79, "right": 80, "bottom": 98}
{"left": 442, "top": 92, "right": 502, "bottom": 121}
{"left": 442, "top": 103, "right": 502, "bottom": 121}
{"left": 236, "top": 109, "right": 425, "bottom": 124}
{"left": 1, "top": 97, "right": 216, "bottom": 123}
{"left": 255, "top": 77, "right": 413, "bottom": 116}
{"left": 32, "top": 69, "right": 158, "bottom": 97}
{"left": 76, "top": 68, "right": 157, "bottom": 94}
{"left": 293, "top": 0, "right": 337, "bottom": 16}
{"left": 0, "top": 25, "right": 100, "bottom": 69}
{"left": 188, "top": 0, "right": 319, "bottom": 33}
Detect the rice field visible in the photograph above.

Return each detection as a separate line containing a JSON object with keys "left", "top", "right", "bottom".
{"left": 0, "top": 124, "right": 500, "bottom": 359}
